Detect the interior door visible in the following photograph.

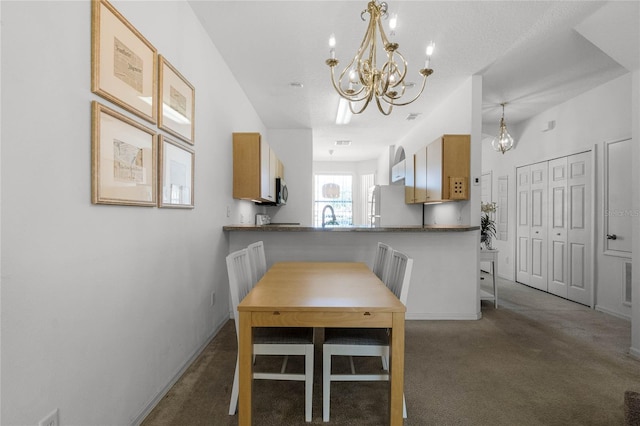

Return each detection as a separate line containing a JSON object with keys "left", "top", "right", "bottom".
{"left": 516, "top": 165, "right": 531, "bottom": 285}
{"left": 548, "top": 157, "right": 568, "bottom": 297}
{"left": 566, "top": 151, "right": 591, "bottom": 305}
{"left": 529, "top": 161, "right": 548, "bottom": 291}
{"left": 599, "top": 138, "right": 632, "bottom": 316}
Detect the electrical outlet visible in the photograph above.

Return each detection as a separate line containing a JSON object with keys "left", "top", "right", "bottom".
{"left": 39, "top": 409, "right": 59, "bottom": 426}
{"left": 240, "top": 214, "right": 245, "bottom": 223}
{"left": 210, "top": 291, "right": 216, "bottom": 307}
{"left": 226, "top": 206, "right": 231, "bottom": 217}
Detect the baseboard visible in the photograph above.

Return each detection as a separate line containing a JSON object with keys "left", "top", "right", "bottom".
{"left": 630, "top": 347, "right": 640, "bottom": 359}
{"left": 594, "top": 304, "right": 632, "bottom": 321}
{"left": 131, "top": 314, "right": 230, "bottom": 426}
{"left": 406, "top": 312, "right": 481, "bottom": 320}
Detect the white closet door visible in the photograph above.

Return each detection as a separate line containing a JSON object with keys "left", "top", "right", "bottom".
{"left": 548, "top": 157, "right": 568, "bottom": 298}
{"left": 529, "top": 161, "right": 548, "bottom": 291}
{"left": 566, "top": 151, "right": 591, "bottom": 305}
{"left": 516, "top": 165, "right": 531, "bottom": 285}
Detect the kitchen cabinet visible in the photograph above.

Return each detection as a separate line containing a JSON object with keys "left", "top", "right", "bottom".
{"left": 414, "top": 146, "right": 428, "bottom": 203}
{"left": 425, "top": 134, "right": 470, "bottom": 202}
{"left": 404, "top": 154, "right": 416, "bottom": 203}
{"left": 391, "top": 159, "right": 406, "bottom": 182}
{"left": 233, "top": 132, "right": 282, "bottom": 203}
{"left": 405, "top": 134, "right": 470, "bottom": 204}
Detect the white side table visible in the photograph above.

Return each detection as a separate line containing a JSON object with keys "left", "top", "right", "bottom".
{"left": 480, "top": 249, "right": 499, "bottom": 308}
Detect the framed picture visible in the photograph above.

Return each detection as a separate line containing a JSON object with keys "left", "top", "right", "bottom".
{"left": 158, "top": 135, "right": 195, "bottom": 208}
{"left": 92, "top": 0, "right": 157, "bottom": 124}
{"left": 158, "top": 55, "right": 195, "bottom": 144}
{"left": 92, "top": 101, "right": 157, "bottom": 206}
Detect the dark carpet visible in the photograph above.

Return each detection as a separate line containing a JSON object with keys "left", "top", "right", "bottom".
{"left": 141, "top": 275, "right": 640, "bottom": 425}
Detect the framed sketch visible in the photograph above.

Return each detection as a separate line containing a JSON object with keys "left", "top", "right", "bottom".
{"left": 92, "top": 0, "right": 157, "bottom": 124}
{"left": 158, "top": 55, "right": 195, "bottom": 144}
{"left": 92, "top": 101, "right": 157, "bottom": 206}
{"left": 158, "top": 135, "right": 195, "bottom": 208}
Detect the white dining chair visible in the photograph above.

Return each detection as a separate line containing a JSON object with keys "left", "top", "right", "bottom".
{"left": 226, "top": 248, "right": 314, "bottom": 422}
{"left": 247, "top": 240, "right": 267, "bottom": 285}
{"left": 372, "top": 242, "right": 393, "bottom": 283}
{"left": 322, "top": 249, "right": 413, "bottom": 422}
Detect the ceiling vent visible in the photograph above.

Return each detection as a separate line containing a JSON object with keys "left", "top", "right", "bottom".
{"left": 335, "top": 140, "right": 351, "bottom": 146}
{"left": 406, "top": 113, "right": 421, "bottom": 121}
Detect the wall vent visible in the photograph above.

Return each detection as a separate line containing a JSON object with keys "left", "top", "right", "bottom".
{"left": 406, "top": 113, "right": 421, "bottom": 121}
{"left": 335, "top": 140, "right": 351, "bottom": 146}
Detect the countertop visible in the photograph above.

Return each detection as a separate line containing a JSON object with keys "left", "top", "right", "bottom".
{"left": 223, "top": 224, "right": 479, "bottom": 232}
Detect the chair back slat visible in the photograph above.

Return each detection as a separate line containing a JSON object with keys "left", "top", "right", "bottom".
{"left": 372, "top": 242, "right": 392, "bottom": 283}
{"left": 247, "top": 241, "right": 267, "bottom": 285}
{"left": 226, "top": 248, "right": 253, "bottom": 341}
{"left": 386, "top": 250, "right": 414, "bottom": 304}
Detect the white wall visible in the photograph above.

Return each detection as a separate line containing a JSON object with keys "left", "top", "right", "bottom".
{"left": 631, "top": 69, "right": 640, "bottom": 357}
{"left": 1, "top": 1, "right": 266, "bottom": 424}
{"left": 265, "top": 129, "right": 313, "bottom": 225}
{"left": 481, "top": 74, "right": 633, "bottom": 315}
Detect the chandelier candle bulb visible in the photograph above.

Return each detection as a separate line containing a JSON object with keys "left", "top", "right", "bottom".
{"left": 425, "top": 42, "right": 435, "bottom": 69}
{"left": 329, "top": 34, "right": 336, "bottom": 59}
{"left": 389, "top": 13, "right": 397, "bottom": 36}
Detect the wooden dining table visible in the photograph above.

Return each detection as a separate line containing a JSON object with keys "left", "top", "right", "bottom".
{"left": 237, "top": 261, "right": 407, "bottom": 425}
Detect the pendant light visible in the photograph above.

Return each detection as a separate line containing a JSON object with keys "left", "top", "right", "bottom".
{"left": 491, "top": 102, "right": 514, "bottom": 154}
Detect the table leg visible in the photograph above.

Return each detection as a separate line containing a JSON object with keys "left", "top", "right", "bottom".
{"left": 493, "top": 260, "right": 498, "bottom": 308}
{"left": 238, "top": 312, "right": 253, "bottom": 425}
{"left": 389, "top": 312, "right": 405, "bottom": 425}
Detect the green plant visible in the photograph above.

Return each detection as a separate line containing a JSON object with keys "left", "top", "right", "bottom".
{"left": 480, "top": 202, "right": 497, "bottom": 249}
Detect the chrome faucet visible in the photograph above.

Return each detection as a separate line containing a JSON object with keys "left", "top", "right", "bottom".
{"left": 322, "top": 205, "right": 337, "bottom": 228}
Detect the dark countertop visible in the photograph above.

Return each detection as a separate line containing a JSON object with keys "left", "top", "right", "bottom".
{"left": 223, "top": 224, "right": 479, "bottom": 232}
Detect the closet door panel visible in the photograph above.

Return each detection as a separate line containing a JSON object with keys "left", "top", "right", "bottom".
{"left": 567, "top": 152, "right": 591, "bottom": 305}
{"left": 529, "top": 162, "right": 548, "bottom": 291}
{"left": 516, "top": 166, "right": 531, "bottom": 284}
{"left": 548, "top": 157, "right": 568, "bottom": 298}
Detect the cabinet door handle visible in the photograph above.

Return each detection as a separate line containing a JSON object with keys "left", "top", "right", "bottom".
{"left": 606, "top": 234, "right": 617, "bottom": 240}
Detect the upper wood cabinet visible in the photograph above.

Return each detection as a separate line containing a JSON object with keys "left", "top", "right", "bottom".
{"left": 427, "top": 134, "right": 470, "bottom": 202}
{"left": 233, "top": 132, "right": 281, "bottom": 203}
{"left": 414, "top": 146, "right": 428, "bottom": 203}
{"left": 405, "top": 134, "right": 470, "bottom": 204}
{"left": 404, "top": 154, "right": 416, "bottom": 203}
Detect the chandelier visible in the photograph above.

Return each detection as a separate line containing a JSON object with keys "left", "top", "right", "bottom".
{"left": 491, "top": 103, "right": 514, "bottom": 154}
{"left": 325, "top": 1, "right": 434, "bottom": 116}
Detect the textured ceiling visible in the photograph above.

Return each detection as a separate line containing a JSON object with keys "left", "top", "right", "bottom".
{"left": 188, "top": 0, "right": 636, "bottom": 161}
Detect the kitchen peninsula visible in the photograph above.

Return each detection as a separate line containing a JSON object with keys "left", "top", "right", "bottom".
{"left": 224, "top": 224, "right": 481, "bottom": 320}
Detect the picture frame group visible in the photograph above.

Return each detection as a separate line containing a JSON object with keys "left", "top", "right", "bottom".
{"left": 91, "top": 0, "right": 195, "bottom": 208}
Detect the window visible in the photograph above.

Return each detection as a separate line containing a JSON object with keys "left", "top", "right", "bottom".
{"left": 314, "top": 174, "right": 353, "bottom": 227}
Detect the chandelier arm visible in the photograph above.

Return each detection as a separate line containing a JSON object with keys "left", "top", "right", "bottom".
{"left": 376, "top": 13, "right": 392, "bottom": 50}
{"left": 375, "top": 93, "right": 393, "bottom": 115}
{"left": 349, "top": 91, "right": 374, "bottom": 115}
{"left": 380, "top": 72, "right": 429, "bottom": 106}
{"left": 389, "top": 51, "right": 408, "bottom": 87}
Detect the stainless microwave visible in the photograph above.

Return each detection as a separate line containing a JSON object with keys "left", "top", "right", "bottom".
{"left": 275, "top": 177, "right": 288, "bottom": 205}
